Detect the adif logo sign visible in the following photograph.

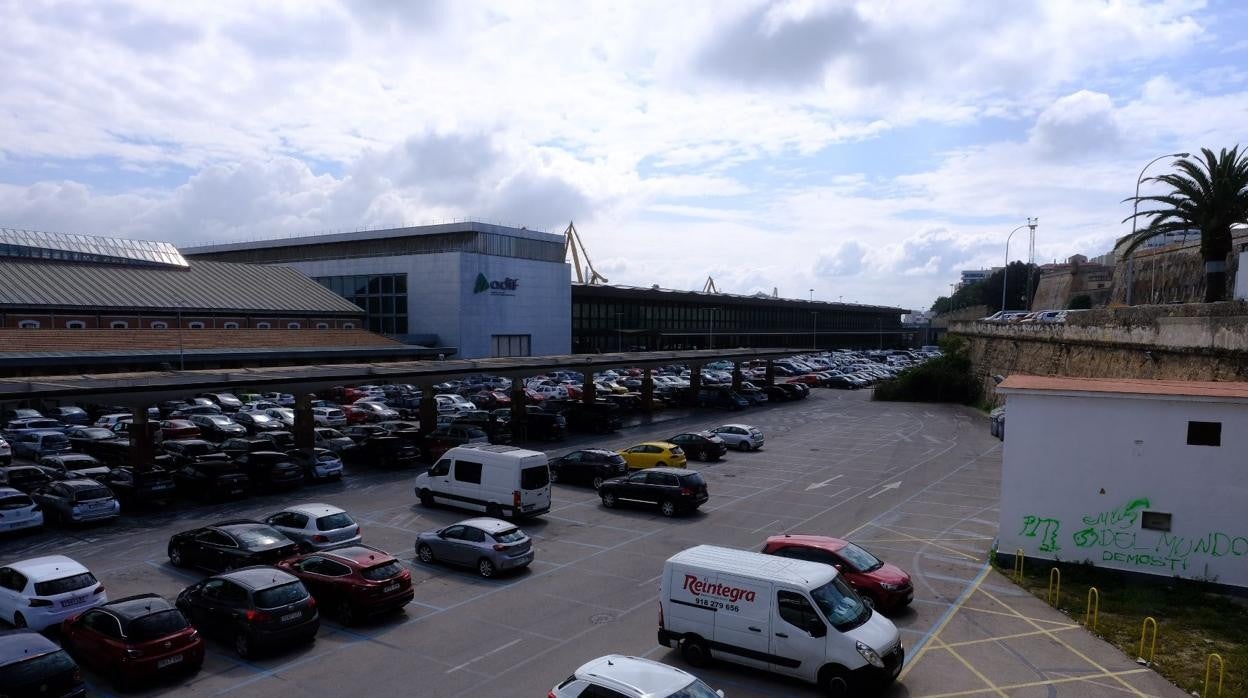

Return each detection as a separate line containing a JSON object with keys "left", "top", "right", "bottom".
{"left": 474, "top": 273, "right": 519, "bottom": 295}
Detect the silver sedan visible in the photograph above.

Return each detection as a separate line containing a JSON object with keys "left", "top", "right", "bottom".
{"left": 415, "top": 517, "right": 533, "bottom": 578}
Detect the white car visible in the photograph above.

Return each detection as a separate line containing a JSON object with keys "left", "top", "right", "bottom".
{"left": 312, "top": 407, "right": 348, "bottom": 427}
{"left": 0, "top": 555, "right": 106, "bottom": 631}
{"left": 263, "top": 503, "right": 361, "bottom": 551}
{"left": 266, "top": 407, "right": 296, "bottom": 427}
{"left": 434, "top": 394, "right": 476, "bottom": 415}
{"left": 552, "top": 655, "right": 723, "bottom": 698}
{"left": 0, "top": 487, "right": 43, "bottom": 532}
{"left": 93, "top": 413, "right": 132, "bottom": 428}
{"left": 709, "top": 424, "right": 765, "bottom": 451}
{"left": 263, "top": 392, "right": 297, "bottom": 407}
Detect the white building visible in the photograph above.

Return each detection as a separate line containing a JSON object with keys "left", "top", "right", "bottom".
{"left": 183, "top": 222, "right": 571, "bottom": 359}
{"left": 997, "top": 375, "right": 1248, "bottom": 589}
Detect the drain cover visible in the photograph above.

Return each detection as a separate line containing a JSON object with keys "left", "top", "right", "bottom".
{"left": 590, "top": 613, "right": 615, "bottom": 625}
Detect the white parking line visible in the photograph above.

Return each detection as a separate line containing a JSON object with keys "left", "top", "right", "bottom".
{"left": 446, "top": 638, "right": 524, "bottom": 673}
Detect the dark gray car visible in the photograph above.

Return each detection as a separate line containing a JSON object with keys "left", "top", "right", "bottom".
{"left": 30, "top": 478, "right": 121, "bottom": 525}
{"left": 415, "top": 517, "right": 533, "bottom": 578}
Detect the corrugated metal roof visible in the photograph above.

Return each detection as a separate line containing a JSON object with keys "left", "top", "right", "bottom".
{"left": 998, "top": 375, "right": 1248, "bottom": 400}
{"left": 0, "top": 259, "right": 363, "bottom": 314}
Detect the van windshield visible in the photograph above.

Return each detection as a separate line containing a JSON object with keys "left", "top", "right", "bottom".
{"left": 810, "top": 576, "right": 870, "bottom": 632}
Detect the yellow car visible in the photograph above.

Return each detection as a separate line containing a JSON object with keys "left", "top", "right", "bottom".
{"left": 618, "top": 441, "right": 687, "bottom": 470}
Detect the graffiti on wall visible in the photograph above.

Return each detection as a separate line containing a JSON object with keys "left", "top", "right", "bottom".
{"left": 1019, "top": 497, "right": 1247, "bottom": 573}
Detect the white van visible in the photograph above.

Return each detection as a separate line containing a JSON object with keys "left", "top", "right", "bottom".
{"left": 658, "top": 545, "right": 902, "bottom": 696}
{"left": 414, "top": 444, "right": 551, "bottom": 519}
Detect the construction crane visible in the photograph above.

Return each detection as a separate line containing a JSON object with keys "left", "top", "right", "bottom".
{"left": 563, "top": 221, "right": 608, "bottom": 285}
{"left": 702, "top": 276, "right": 719, "bottom": 293}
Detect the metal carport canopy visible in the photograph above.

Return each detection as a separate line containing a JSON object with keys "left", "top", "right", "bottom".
{"left": 0, "top": 348, "right": 807, "bottom": 406}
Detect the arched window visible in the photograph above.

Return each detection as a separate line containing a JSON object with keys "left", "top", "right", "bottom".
{"left": 223, "top": 322, "right": 240, "bottom": 329}
{"left": 287, "top": 322, "right": 301, "bottom": 329}
{"left": 188, "top": 321, "right": 205, "bottom": 329}
{"left": 256, "top": 322, "right": 272, "bottom": 329}
{"left": 315, "top": 322, "right": 329, "bottom": 330}
{"left": 110, "top": 321, "right": 129, "bottom": 329}
{"left": 151, "top": 321, "right": 169, "bottom": 329}
{"left": 66, "top": 321, "right": 86, "bottom": 329}
{"left": 18, "top": 320, "right": 40, "bottom": 329}
{"left": 343, "top": 322, "right": 356, "bottom": 330}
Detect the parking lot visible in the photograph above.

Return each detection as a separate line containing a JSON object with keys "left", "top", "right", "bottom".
{"left": 1, "top": 389, "right": 1182, "bottom": 697}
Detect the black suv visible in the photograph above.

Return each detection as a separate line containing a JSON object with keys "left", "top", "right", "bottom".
{"left": 549, "top": 449, "right": 628, "bottom": 490}
{"left": 666, "top": 432, "right": 728, "bottom": 462}
{"left": 161, "top": 439, "right": 232, "bottom": 467}
{"left": 220, "top": 437, "right": 280, "bottom": 460}
{"left": 546, "top": 401, "right": 622, "bottom": 433}
{"left": 233, "top": 452, "right": 303, "bottom": 491}
{"left": 168, "top": 520, "right": 299, "bottom": 572}
{"left": 172, "top": 461, "right": 250, "bottom": 501}
{"left": 175, "top": 567, "right": 318, "bottom": 659}
{"left": 598, "top": 468, "right": 708, "bottom": 517}
{"left": 103, "top": 466, "right": 177, "bottom": 508}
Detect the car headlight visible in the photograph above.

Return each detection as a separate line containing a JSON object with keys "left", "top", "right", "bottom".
{"left": 856, "top": 640, "right": 885, "bottom": 668}
{"left": 879, "top": 582, "right": 902, "bottom": 591}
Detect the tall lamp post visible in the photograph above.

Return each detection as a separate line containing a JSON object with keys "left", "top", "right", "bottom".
{"left": 1001, "top": 223, "right": 1032, "bottom": 313}
{"left": 1127, "top": 152, "right": 1189, "bottom": 305}
{"left": 705, "top": 307, "right": 719, "bottom": 350}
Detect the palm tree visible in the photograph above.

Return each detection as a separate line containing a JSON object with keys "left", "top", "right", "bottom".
{"left": 1122, "top": 146, "right": 1248, "bottom": 303}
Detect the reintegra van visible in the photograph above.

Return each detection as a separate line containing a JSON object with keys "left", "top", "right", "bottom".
{"left": 658, "top": 545, "right": 902, "bottom": 696}
{"left": 414, "top": 444, "right": 551, "bottom": 518}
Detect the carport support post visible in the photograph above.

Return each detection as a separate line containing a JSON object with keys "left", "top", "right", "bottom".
{"left": 731, "top": 362, "right": 743, "bottom": 391}
{"left": 509, "top": 378, "right": 527, "bottom": 440}
{"left": 294, "top": 393, "right": 315, "bottom": 451}
{"left": 128, "top": 407, "right": 151, "bottom": 474}
{"left": 689, "top": 362, "right": 703, "bottom": 393}
{"left": 418, "top": 383, "right": 437, "bottom": 436}
{"left": 764, "top": 360, "right": 775, "bottom": 386}
{"left": 641, "top": 368, "right": 655, "bottom": 411}
{"left": 582, "top": 372, "right": 596, "bottom": 404}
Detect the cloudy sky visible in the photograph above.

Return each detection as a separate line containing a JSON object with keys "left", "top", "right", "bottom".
{"left": 2, "top": 0, "right": 1245, "bottom": 310}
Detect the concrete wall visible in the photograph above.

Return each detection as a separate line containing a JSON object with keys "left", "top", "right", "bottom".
{"left": 998, "top": 391, "right": 1248, "bottom": 587}
{"left": 952, "top": 302, "right": 1248, "bottom": 403}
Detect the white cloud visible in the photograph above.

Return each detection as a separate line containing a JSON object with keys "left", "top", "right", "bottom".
{"left": 1029, "top": 90, "right": 1124, "bottom": 160}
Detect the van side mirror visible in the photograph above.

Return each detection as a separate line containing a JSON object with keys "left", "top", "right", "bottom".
{"left": 809, "top": 621, "right": 826, "bottom": 638}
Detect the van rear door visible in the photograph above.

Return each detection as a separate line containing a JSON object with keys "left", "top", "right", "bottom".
{"left": 515, "top": 456, "right": 551, "bottom": 516}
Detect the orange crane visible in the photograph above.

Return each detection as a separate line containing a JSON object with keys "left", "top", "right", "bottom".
{"left": 563, "top": 221, "right": 608, "bottom": 285}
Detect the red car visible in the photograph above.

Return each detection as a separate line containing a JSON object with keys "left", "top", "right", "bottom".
{"left": 340, "top": 406, "right": 373, "bottom": 425}
{"left": 489, "top": 390, "right": 512, "bottom": 407}
{"left": 761, "top": 534, "right": 913, "bottom": 611}
{"left": 61, "top": 593, "right": 204, "bottom": 688}
{"left": 789, "top": 374, "right": 823, "bottom": 387}
{"left": 278, "top": 544, "right": 414, "bottom": 625}
{"left": 159, "top": 419, "right": 201, "bottom": 440}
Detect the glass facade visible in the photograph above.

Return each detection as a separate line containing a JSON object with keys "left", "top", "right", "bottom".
{"left": 0, "top": 228, "right": 188, "bottom": 267}
{"left": 314, "top": 274, "right": 408, "bottom": 335}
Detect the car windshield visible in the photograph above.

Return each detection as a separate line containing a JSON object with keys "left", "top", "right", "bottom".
{"left": 41, "top": 434, "right": 69, "bottom": 447}
{"left": 668, "top": 678, "right": 722, "bottom": 698}
{"left": 492, "top": 528, "right": 525, "bottom": 544}
{"left": 208, "top": 416, "right": 233, "bottom": 425}
{"left": 0, "top": 493, "right": 32, "bottom": 509}
{"left": 234, "top": 527, "right": 285, "bottom": 548}
{"left": 0, "top": 650, "right": 76, "bottom": 686}
{"left": 316, "top": 451, "right": 338, "bottom": 462}
{"left": 8, "top": 469, "right": 46, "bottom": 484}
{"left": 839, "top": 542, "right": 884, "bottom": 573}
{"left": 182, "top": 442, "right": 216, "bottom": 456}
{"left": 810, "top": 576, "right": 870, "bottom": 632}
{"left": 520, "top": 466, "right": 549, "bottom": 490}
{"left": 78, "top": 428, "right": 115, "bottom": 439}
{"left": 360, "top": 561, "right": 403, "bottom": 581}
{"left": 73, "top": 487, "right": 112, "bottom": 502}
{"left": 678, "top": 473, "right": 706, "bottom": 488}
{"left": 34, "top": 572, "right": 97, "bottom": 596}
{"left": 65, "top": 459, "right": 100, "bottom": 471}
{"left": 316, "top": 512, "right": 354, "bottom": 530}
{"left": 253, "top": 581, "right": 307, "bottom": 609}
{"left": 251, "top": 414, "right": 274, "bottom": 423}
{"left": 128, "top": 609, "right": 190, "bottom": 642}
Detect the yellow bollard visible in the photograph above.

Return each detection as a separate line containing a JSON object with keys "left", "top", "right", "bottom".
{"left": 1204, "top": 653, "right": 1224, "bottom": 697}
{"left": 1013, "top": 549, "right": 1024, "bottom": 582}
{"left": 1138, "top": 617, "right": 1157, "bottom": 664}
{"left": 1047, "top": 567, "right": 1061, "bottom": 607}
{"left": 1084, "top": 587, "right": 1099, "bottom": 631}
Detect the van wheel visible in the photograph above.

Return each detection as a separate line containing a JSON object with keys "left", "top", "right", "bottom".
{"left": 486, "top": 503, "right": 504, "bottom": 519}
{"left": 601, "top": 492, "right": 617, "bottom": 508}
{"left": 819, "top": 666, "right": 851, "bottom": 697}
{"left": 680, "top": 636, "right": 710, "bottom": 667}
{"left": 418, "top": 489, "right": 434, "bottom": 507}
{"left": 659, "top": 500, "right": 677, "bottom": 517}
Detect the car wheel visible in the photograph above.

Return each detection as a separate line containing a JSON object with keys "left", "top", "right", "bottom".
{"left": 418, "top": 489, "right": 434, "bottom": 508}
{"left": 660, "top": 500, "right": 678, "bottom": 517}
{"left": 169, "top": 546, "right": 184, "bottom": 568}
{"left": 694, "top": 450, "right": 706, "bottom": 462}
{"left": 591, "top": 476, "right": 604, "bottom": 491}
{"left": 737, "top": 440, "right": 751, "bottom": 452}
{"left": 13, "top": 612, "right": 26, "bottom": 629}
{"left": 655, "top": 461, "right": 667, "bottom": 468}
{"left": 234, "top": 633, "right": 254, "bottom": 659}
{"left": 337, "top": 601, "right": 356, "bottom": 626}
{"left": 549, "top": 468, "right": 560, "bottom": 483}
{"left": 601, "top": 492, "right": 617, "bottom": 508}
{"left": 417, "top": 543, "right": 435, "bottom": 564}
{"left": 477, "top": 558, "right": 496, "bottom": 578}
{"left": 680, "top": 635, "right": 710, "bottom": 667}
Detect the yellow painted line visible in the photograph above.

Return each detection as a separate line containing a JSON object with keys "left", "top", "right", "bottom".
{"left": 898, "top": 564, "right": 991, "bottom": 681}
{"left": 911, "top": 668, "right": 1152, "bottom": 697}
{"left": 957, "top": 605, "right": 1081, "bottom": 626}
{"left": 940, "top": 625, "right": 1080, "bottom": 648}
{"left": 874, "top": 524, "right": 981, "bottom": 560}
{"left": 977, "top": 587, "right": 1148, "bottom": 697}
{"left": 932, "top": 638, "right": 1009, "bottom": 697}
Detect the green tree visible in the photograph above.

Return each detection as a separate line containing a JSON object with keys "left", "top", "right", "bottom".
{"left": 979, "top": 261, "right": 1039, "bottom": 312}
{"left": 931, "top": 280, "right": 984, "bottom": 314}
{"left": 1123, "top": 146, "right": 1248, "bottom": 303}
{"left": 1067, "top": 294, "right": 1092, "bottom": 310}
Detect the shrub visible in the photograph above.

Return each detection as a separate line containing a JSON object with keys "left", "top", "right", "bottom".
{"left": 873, "top": 336, "right": 982, "bottom": 405}
{"left": 1067, "top": 294, "right": 1093, "bottom": 309}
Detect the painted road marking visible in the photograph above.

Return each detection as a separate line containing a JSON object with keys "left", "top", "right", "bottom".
{"left": 912, "top": 668, "right": 1152, "bottom": 698}
{"left": 898, "top": 563, "right": 991, "bottom": 681}
{"left": 867, "top": 480, "right": 902, "bottom": 498}
{"left": 932, "top": 638, "right": 1009, "bottom": 697}
{"left": 804, "top": 474, "right": 843, "bottom": 490}
{"left": 446, "top": 638, "right": 524, "bottom": 673}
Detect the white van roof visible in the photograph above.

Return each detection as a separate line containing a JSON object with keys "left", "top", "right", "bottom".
{"left": 450, "top": 444, "right": 546, "bottom": 458}
{"left": 667, "top": 545, "right": 837, "bottom": 587}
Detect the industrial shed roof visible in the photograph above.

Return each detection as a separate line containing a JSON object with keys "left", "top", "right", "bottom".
{"left": 0, "top": 259, "right": 363, "bottom": 315}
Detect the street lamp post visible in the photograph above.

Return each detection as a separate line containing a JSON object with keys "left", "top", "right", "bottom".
{"left": 1001, "top": 223, "right": 1031, "bottom": 313}
{"left": 809, "top": 288, "right": 814, "bottom": 301}
{"left": 1024, "top": 217, "right": 1039, "bottom": 309}
{"left": 1128, "top": 152, "right": 1189, "bottom": 305}
{"left": 705, "top": 307, "right": 719, "bottom": 350}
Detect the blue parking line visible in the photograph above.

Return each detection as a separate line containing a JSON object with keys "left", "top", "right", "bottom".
{"left": 903, "top": 561, "right": 990, "bottom": 667}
